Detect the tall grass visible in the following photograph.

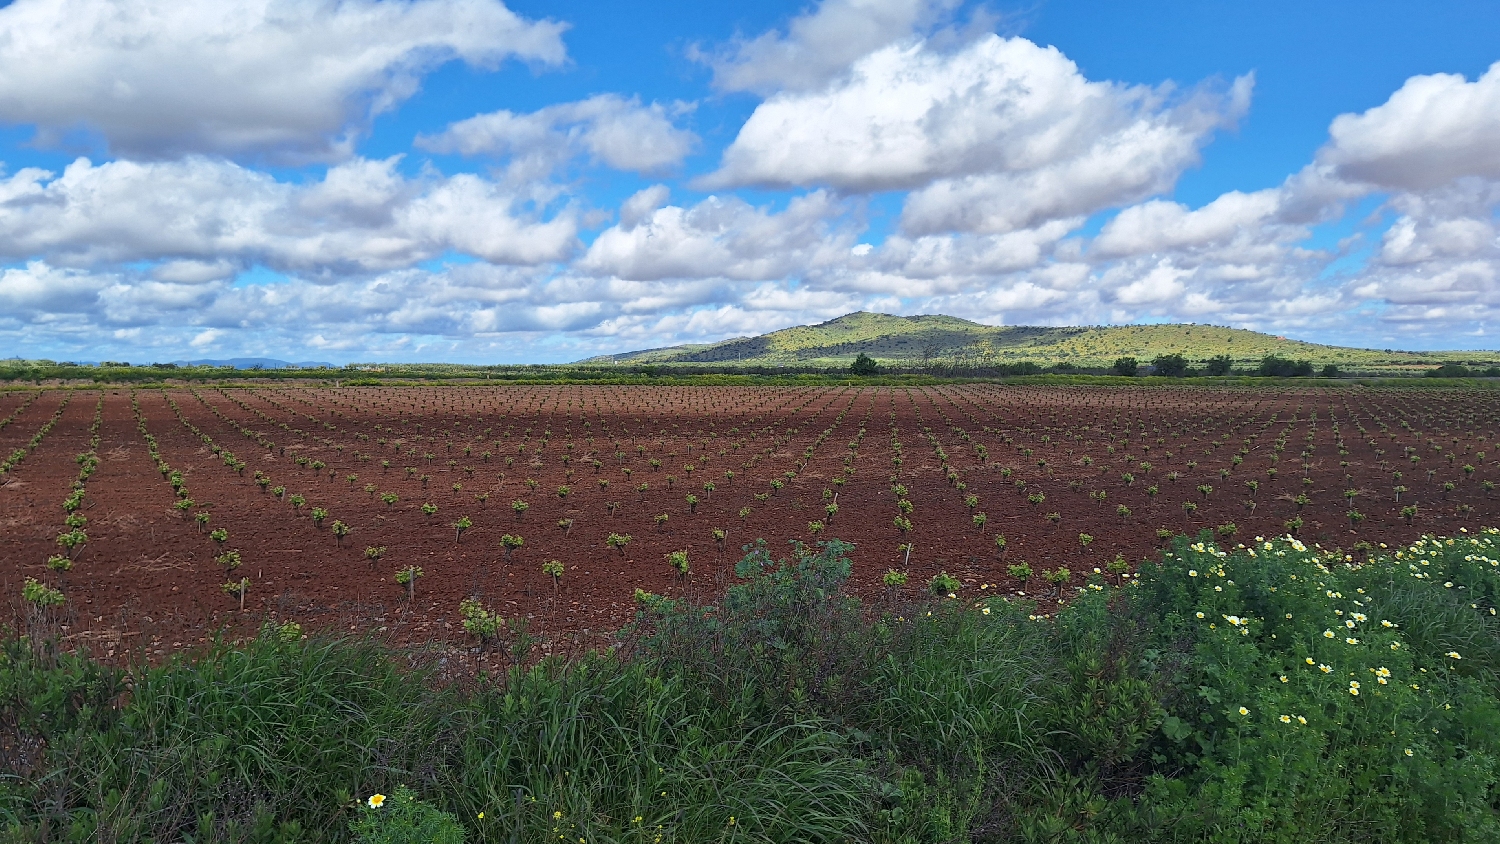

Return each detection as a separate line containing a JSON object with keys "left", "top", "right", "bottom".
{"left": 4, "top": 531, "right": 1500, "bottom": 842}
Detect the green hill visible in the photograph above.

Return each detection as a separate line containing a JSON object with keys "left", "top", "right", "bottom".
{"left": 581, "top": 312, "right": 1500, "bottom": 374}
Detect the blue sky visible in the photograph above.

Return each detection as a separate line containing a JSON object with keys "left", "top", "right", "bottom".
{"left": 1, "top": 0, "right": 1498, "bottom": 363}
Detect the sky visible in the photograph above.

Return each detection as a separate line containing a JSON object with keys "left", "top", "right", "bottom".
{"left": 1, "top": 0, "right": 1499, "bottom": 364}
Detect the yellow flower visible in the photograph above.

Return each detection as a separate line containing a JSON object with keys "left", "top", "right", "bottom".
{"left": 1447, "top": 651, "right": 1462, "bottom": 660}
{"left": 1238, "top": 706, "right": 1249, "bottom": 716}
{"left": 1319, "top": 664, "right": 1332, "bottom": 673}
{"left": 1305, "top": 657, "right": 1315, "bottom": 665}
{"left": 1405, "top": 748, "right": 1414, "bottom": 757}
{"left": 1279, "top": 715, "right": 1291, "bottom": 723}
{"left": 1279, "top": 675, "right": 1288, "bottom": 683}
{"left": 1196, "top": 612, "right": 1205, "bottom": 619}
{"left": 1345, "top": 620, "right": 1356, "bottom": 629}
{"left": 554, "top": 811, "right": 563, "bottom": 820}
{"left": 728, "top": 817, "right": 736, "bottom": 825}
{"left": 1346, "top": 637, "right": 1359, "bottom": 645}
{"left": 1324, "top": 630, "right": 1335, "bottom": 639}
{"left": 478, "top": 812, "right": 484, "bottom": 820}
{"left": 367, "top": 794, "right": 386, "bottom": 809}
{"left": 1189, "top": 570, "right": 1198, "bottom": 577}
{"left": 1296, "top": 715, "right": 1307, "bottom": 725}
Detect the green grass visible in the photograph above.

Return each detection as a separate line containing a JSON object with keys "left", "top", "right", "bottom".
{"left": 6, "top": 530, "right": 1500, "bottom": 842}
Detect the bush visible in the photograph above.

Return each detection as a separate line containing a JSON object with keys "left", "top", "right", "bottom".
{"left": 1258, "top": 354, "right": 1314, "bottom": 377}
{"left": 1204, "top": 354, "right": 1234, "bottom": 376}
{"left": 7, "top": 531, "right": 1500, "bottom": 842}
{"left": 849, "top": 352, "right": 880, "bottom": 375}
{"left": 1427, "top": 363, "right": 1472, "bottom": 378}
{"left": 1112, "top": 356, "right": 1139, "bottom": 377}
{"left": 1150, "top": 353, "right": 1189, "bottom": 377}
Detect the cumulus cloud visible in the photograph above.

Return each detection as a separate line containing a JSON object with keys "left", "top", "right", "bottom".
{"left": 703, "top": 35, "right": 1251, "bottom": 237}
{"left": 578, "top": 191, "right": 856, "bottom": 281}
{"left": 417, "top": 94, "right": 697, "bottom": 175}
{"left": 0, "top": 0, "right": 567, "bottom": 161}
{"left": 0, "top": 155, "right": 578, "bottom": 271}
{"left": 1319, "top": 62, "right": 1500, "bottom": 191}
{"left": 696, "top": 0, "right": 961, "bottom": 95}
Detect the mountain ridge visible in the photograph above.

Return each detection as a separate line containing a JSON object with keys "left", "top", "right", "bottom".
{"left": 580, "top": 312, "right": 1499, "bottom": 372}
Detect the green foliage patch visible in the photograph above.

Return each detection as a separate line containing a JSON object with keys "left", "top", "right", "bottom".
{"left": 4, "top": 530, "right": 1500, "bottom": 842}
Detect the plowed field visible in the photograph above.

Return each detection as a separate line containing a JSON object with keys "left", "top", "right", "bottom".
{"left": 5, "top": 384, "right": 1497, "bottom": 658}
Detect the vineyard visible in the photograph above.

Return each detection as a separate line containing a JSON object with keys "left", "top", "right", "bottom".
{"left": 3, "top": 383, "right": 1498, "bottom": 657}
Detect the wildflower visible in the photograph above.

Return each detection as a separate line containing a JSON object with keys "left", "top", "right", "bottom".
{"left": 1346, "top": 638, "right": 1360, "bottom": 645}
{"left": 1345, "top": 620, "right": 1356, "bottom": 629}
{"left": 478, "top": 812, "right": 484, "bottom": 820}
{"left": 1391, "top": 642, "right": 1401, "bottom": 650}
{"left": 1349, "top": 681, "right": 1360, "bottom": 696}
{"left": 367, "top": 794, "right": 386, "bottom": 809}
{"left": 633, "top": 817, "right": 643, "bottom": 824}
{"left": 1280, "top": 675, "right": 1289, "bottom": 683}
{"left": 1285, "top": 613, "right": 1292, "bottom": 619}
{"left": 1238, "top": 706, "right": 1249, "bottom": 716}
{"left": 1411, "top": 683, "right": 1420, "bottom": 690}
{"left": 1305, "top": 657, "right": 1315, "bottom": 665}
{"left": 1447, "top": 651, "right": 1462, "bottom": 660}
{"left": 1352, "top": 612, "right": 1367, "bottom": 622}
{"left": 1279, "top": 715, "right": 1292, "bottom": 723}
{"left": 1381, "top": 619, "right": 1395, "bottom": 627}
{"left": 1324, "top": 630, "right": 1336, "bottom": 639}
{"left": 1296, "top": 715, "right": 1307, "bottom": 725}
{"left": 554, "top": 811, "right": 563, "bottom": 820}
{"left": 1189, "top": 570, "right": 1198, "bottom": 577}
{"left": 1196, "top": 611, "right": 1205, "bottom": 619}
{"left": 1319, "top": 664, "right": 1332, "bottom": 673}
{"left": 1405, "top": 748, "right": 1414, "bottom": 757}
{"left": 982, "top": 607, "right": 991, "bottom": 615}
{"left": 728, "top": 817, "right": 736, "bottom": 826}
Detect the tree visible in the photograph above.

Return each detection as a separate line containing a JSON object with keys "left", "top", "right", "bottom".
{"left": 1111, "top": 357, "right": 1139, "bottom": 377}
{"left": 849, "top": 353, "right": 879, "bottom": 376}
{"left": 1426, "top": 363, "right": 1470, "bottom": 378}
{"left": 1151, "top": 353, "right": 1189, "bottom": 377}
{"left": 1259, "top": 355, "right": 1313, "bottom": 377}
{"left": 1204, "top": 354, "right": 1233, "bottom": 376}
{"left": 1320, "top": 363, "right": 1340, "bottom": 378}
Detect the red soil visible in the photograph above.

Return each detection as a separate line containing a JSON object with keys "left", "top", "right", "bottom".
{"left": 4, "top": 384, "right": 1497, "bottom": 660}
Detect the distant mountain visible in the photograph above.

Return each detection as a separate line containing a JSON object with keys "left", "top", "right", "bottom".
{"left": 174, "top": 358, "right": 337, "bottom": 370}
{"left": 579, "top": 311, "right": 1495, "bottom": 371}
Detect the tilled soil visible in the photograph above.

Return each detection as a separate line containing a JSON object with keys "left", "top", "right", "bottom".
{"left": 4, "top": 383, "right": 1497, "bottom": 661}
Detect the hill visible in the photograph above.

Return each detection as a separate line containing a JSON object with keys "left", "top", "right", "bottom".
{"left": 581, "top": 312, "right": 1500, "bottom": 374}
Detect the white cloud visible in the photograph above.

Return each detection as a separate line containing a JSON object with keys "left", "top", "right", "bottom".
{"left": 0, "top": 155, "right": 578, "bottom": 271}
{"left": 578, "top": 191, "right": 855, "bottom": 281}
{"left": 696, "top": 0, "right": 960, "bottom": 95}
{"left": 417, "top": 94, "right": 697, "bottom": 175}
{"left": 1319, "top": 62, "right": 1500, "bottom": 191}
{"left": 0, "top": 0, "right": 567, "bottom": 161}
{"left": 703, "top": 35, "right": 1250, "bottom": 237}
{"left": 1091, "top": 190, "right": 1287, "bottom": 257}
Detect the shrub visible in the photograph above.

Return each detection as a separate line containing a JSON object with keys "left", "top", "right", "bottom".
{"left": 1151, "top": 353, "right": 1189, "bottom": 377}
